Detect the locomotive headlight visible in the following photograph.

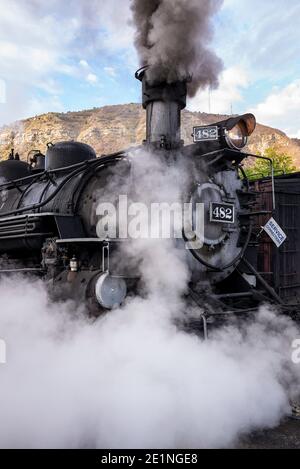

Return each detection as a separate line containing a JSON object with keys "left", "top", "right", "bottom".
{"left": 223, "top": 113, "right": 256, "bottom": 150}
{"left": 225, "top": 122, "right": 248, "bottom": 150}
{"left": 192, "top": 113, "right": 256, "bottom": 152}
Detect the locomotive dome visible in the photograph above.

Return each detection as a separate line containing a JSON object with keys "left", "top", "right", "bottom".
{"left": 45, "top": 141, "right": 97, "bottom": 170}
{"left": 0, "top": 159, "right": 31, "bottom": 182}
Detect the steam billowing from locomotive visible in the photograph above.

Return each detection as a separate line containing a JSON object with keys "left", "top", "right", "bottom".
{"left": 131, "top": 0, "right": 224, "bottom": 96}
{"left": 0, "top": 273, "right": 299, "bottom": 448}
{"left": 0, "top": 0, "right": 299, "bottom": 450}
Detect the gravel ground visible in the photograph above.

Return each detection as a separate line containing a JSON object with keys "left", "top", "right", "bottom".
{"left": 238, "top": 418, "right": 300, "bottom": 449}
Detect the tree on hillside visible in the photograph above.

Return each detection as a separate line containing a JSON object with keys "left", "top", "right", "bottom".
{"left": 244, "top": 147, "right": 297, "bottom": 180}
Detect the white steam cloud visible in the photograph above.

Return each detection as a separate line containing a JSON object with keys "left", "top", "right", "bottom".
{"left": 0, "top": 149, "right": 299, "bottom": 449}
{"left": 0, "top": 276, "right": 299, "bottom": 449}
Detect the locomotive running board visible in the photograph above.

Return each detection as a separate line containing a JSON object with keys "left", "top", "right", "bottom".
{"left": 56, "top": 238, "right": 130, "bottom": 244}
{"left": 0, "top": 268, "right": 45, "bottom": 274}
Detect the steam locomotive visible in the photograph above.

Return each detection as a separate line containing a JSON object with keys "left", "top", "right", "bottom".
{"left": 0, "top": 67, "right": 299, "bottom": 321}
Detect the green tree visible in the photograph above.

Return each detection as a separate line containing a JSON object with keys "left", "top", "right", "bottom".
{"left": 245, "top": 147, "right": 297, "bottom": 180}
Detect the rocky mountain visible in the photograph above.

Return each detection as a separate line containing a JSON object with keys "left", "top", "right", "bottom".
{"left": 1, "top": 104, "right": 300, "bottom": 166}
{"left": 292, "top": 138, "right": 300, "bottom": 149}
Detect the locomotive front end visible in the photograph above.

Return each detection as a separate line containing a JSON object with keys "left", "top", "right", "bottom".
{"left": 0, "top": 66, "right": 259, "bottom": 317}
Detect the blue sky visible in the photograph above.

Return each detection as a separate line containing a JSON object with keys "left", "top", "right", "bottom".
{"left": 0, "top": 0, "right": 300, "bottom": 137}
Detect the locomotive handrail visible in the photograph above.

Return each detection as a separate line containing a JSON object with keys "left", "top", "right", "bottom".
{"left": 242, "top": 152, "right": 276, "bottom": 211}
{"left": 204, "top": 149, "right": 229, "bottom": 166}
{"left": 238, "top": 165, "right": 250, "bottom": 191}
{"left": 0, "top": 268, "right": 45, "bottom": 273}
{"left": 0, "top": 150, "right": 128, "bottom": 190}
{"left": 0, "top": 212, "right": 74, "bottom": 222}
{"left": 240, "top": 258, "right": 283, "bottom": 305}
{"left": 0, "top": 165, "right": 86, "bottom": 218}
{"left": 0, "top": 153, "right": 126, "bottom": 218}
{"left": 183, "top": 219, "right": 254, "bottom": 273}
{"left": 16, "top": 173, "right": 47, "bottom": 209}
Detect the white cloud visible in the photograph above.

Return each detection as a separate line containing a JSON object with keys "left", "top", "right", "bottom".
{"left": 219, "top": 0, "right": 300, "bottom": 81}
{"left": 0, "top": 92, "right": 65, "bottom": 124}
{"left": 79, "top": 60, "right": 90, "bottom": 69}
{"left": 0, "top": 0, "right": 135, "bottom": 125}
{"left": 84, "top": 0, "right": 134, "bottom": 52}
{"left": 187, "top": 66, "right": 250, "bottom": 115}
{"left": 86, "top": 73, "right": 98, "bottom": 84}
{"left": 251, "top": 80, "right": 300, "bottom": 137}
{"left": 0, "top": 3, "right": 80, "bottom": 81}
{"left": 104, "top": 66, "right": 117, "bottom": 78}
{"left": 27, "top": 95, "right": 65, "bottom": 117}
{"left": 0, "top": 78, "right": 6, "bottom": 104}
{"left": 0, "top": 0, "right": 80, "bottom": 124}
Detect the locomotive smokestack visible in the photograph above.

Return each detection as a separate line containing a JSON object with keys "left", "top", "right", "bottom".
{"left": 136, "top": 67, "right": 187, "bottom": 150}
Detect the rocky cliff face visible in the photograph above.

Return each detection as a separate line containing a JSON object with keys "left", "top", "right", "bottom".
{"left": 1, "top": 104, "right": 300, "bottom": 165}
{"left": 292, "top": 138, "right": 300, "bottom": 149}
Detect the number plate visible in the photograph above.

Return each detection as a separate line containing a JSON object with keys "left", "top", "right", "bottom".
{"left": 210, "top": 203, "right": 235, "bottom": 224}
{"left": 193, "top": 126, "right": 219, "bottom": 143}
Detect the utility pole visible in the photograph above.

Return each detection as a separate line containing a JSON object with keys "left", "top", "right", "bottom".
{"left": 208, "top": 86, "right": 212, "bottom": 114}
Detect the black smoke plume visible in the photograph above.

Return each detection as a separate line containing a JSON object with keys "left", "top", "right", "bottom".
{"left": 131, "top": 0, "right": 224, "bottom": 96}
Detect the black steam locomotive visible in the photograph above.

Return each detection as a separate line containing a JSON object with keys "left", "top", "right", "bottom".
{"left": 0, "top": 68, "right": 299, "bottom": 320}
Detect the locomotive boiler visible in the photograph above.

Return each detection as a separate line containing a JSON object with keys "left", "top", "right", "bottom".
{"left": 0, "top": 67, "right": 294, "bottom": 318}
